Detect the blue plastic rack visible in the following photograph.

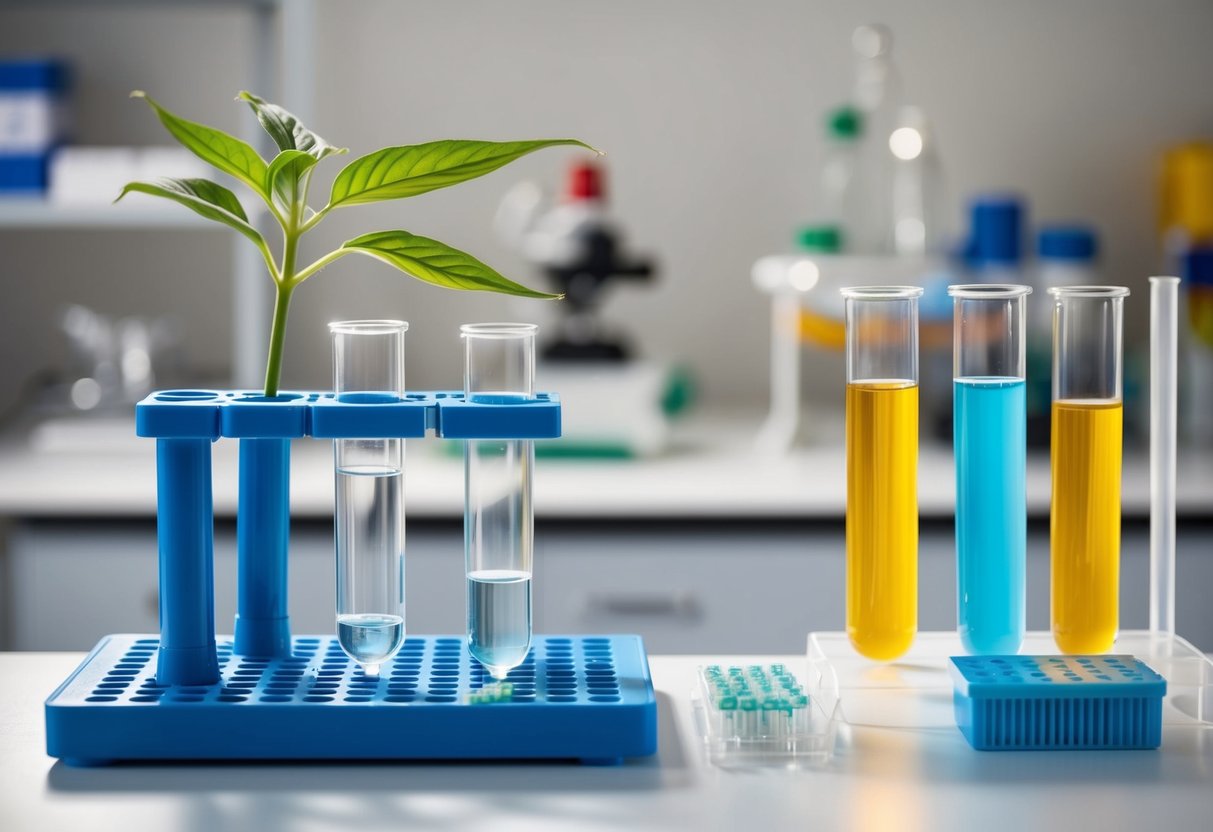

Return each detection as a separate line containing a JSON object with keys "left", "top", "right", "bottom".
{"left": 45, "top": 389, "right": 658, "bottom": 766}
{"left": 950, "top": 655, "right": 1166, "bottom": 751}
{"left": 46, "top": 634, "right": 656, "bottom": 766}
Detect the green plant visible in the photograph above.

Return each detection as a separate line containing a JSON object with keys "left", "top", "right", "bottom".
{"left": 117, "top": 91, "right": 595, "bottom": 396}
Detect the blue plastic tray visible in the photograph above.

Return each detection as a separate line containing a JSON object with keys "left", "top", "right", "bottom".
{"left": 950, "top": 655, "right": 1166, "bottom": 751}
{"left": 47, "top": 634, "right": 656, "bottom": 766}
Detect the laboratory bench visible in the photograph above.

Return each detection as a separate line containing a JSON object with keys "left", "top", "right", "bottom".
{"left": 1, "top": 410, "right": 1212, "bottom": 520}
{"left": 2, "top": 650, "right": 1211, "bottom": 832}
{"left": 1, "top": 412, "right": 1212, "bottom": 653}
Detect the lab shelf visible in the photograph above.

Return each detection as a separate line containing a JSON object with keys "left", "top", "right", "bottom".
{"left": 45, "top": 633, "right": 658, "bottom": 765}
{"left": 0, "top": 198, "right": 217, "bottom": 229}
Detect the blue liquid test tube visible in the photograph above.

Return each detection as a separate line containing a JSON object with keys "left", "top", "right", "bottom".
{"left": 948, "top": 284, "right": 1030, "bottom": 654}
{"left": 330, "top": 320, "right": 408, "bottom": 676}
{"left": 462, "top": 323, "right": 537, "bottom": 680}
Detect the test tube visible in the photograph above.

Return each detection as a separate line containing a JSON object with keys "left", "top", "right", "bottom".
{"left": 463, "top": 323, "right": 536, "bottom": 679}
{"left": 1049, "top": 286, "right": 1128, "bottom": 654}
{"left": 948, "top": 284, "right": 1030, "bottom": 655}
{"left": 1149, "top": 277, "right": 1180, "bottom": 636}
{"left": 841, "top": 286, "right": 921, "bottom": 661}
{"left": 331, "top": 320, "right": 408, "bottom": 676}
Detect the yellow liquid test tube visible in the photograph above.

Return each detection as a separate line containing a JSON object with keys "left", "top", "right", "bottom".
{"left": 1047, "top": 286, "right": 1129, "bottom": 654}
{"left": 1051, "top": 400, "right": 1123, "bottom": 653}
{"left": 841, "top": 286, "right": 922, "bottom": 661}
{"left": 846, "top": 381, "right": 918, "bottom": 660}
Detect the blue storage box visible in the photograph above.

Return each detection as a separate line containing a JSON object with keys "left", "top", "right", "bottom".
{"left": 0, "top": 58, "right": 70, "bottom": 193}
{"left": 950, "top": 655, "right": 1166, "bottom": 751}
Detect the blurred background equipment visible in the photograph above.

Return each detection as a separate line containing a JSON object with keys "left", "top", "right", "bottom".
{"left": 497, "top": 158, "right": 687, "bottom": 457}
{"left": 49, "top": 146, "right": 208, "bottom": 205}
{"left": 0, "top": 57, "right": 69, "bottom": 194}
{"left": 756, "top": 23, "right": 949, "bottom": 452}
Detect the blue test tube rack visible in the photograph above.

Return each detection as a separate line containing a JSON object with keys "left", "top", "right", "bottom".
{"left": 44, "top": 389, "right": 657, "bottom": 766}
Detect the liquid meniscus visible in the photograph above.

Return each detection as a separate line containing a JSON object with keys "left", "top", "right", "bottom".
{"left": 467, "top": 569, "right": 532, "bottom": 679}
{"left": 336, "top": 613, "right": 404, "bottom": 674}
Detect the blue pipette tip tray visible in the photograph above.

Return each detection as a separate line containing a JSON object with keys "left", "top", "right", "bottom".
{"left": 949, "top": 655, "right": 1166, "bottom": 751}
{"left": 46, "top": 634, "right": 656, "bottom": 766}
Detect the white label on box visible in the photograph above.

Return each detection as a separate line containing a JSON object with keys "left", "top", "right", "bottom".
{"left": 0, "top": 93, "right": 57, "bottom": 151}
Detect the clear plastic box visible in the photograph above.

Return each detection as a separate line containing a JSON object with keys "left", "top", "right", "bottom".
{"left": 691, "top": 659, "right": 840, "bottom": 769}
{"left": 808, "top": 629, "right": 1213, "bottom": 730}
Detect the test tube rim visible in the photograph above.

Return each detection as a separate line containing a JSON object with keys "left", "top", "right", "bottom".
{"left": 839, "top": 285, "right": 924, "bottom": 300}
{"left": 1046, "top": 285, "right": 1130, "bottom": 299}
{"left": 460, "top": 322, "right": 539, "bottom": 340}
{"left": 329, "top": 319, "right": 409, "bottom": 335}
{"left": 947, "top": 283, "right": 1032, "bottom": 299}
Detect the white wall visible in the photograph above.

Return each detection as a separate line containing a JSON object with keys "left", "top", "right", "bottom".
{"left": 1, "top": 0, "right": 1210, "bottom": 413}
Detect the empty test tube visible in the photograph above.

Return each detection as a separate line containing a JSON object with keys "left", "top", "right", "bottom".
{"left": 463, "top": 323, "right": 538, "bottom": 679}
{"left": 841, "top": 286, "right": 922, "bottom": 661}
{"left": 331, "top": 320, "right": 408, "bottom": 676}
{"left": 1049, "top": 287, "right": 1129, "bottom": 654}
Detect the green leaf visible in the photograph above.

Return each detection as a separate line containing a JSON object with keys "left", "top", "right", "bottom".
{"left": 236, "top": 91, "right": 346, "bottom": 160}
{"left": 265, "top": 149, "right": 319, "bottom": 211}
{"left": 132, "top": 91, "right": 268, "bottom": 198}
{"left": 329, "top": 139, "right": 598, "bottom": 208}
{"left": 116, "top": 178, "right": 265, "bottom": 248}
{"left": 340, "top": 230, "right": 561, "bottom": 299}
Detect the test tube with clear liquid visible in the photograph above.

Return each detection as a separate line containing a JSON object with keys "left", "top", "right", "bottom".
{"left": 1049, "top": 287, "right": 1128, "bottom": 654}
{"left": 949, "top": 284, "right": 1030, "bottom": 655}
{"left": 841, "top": 286, "right": 921, "bottom": 661}
{"left": 331, "top": 320, "right": 408, "bottom": 676}
{"left": 463, "top": 323, "right": 536, "bottom": 680}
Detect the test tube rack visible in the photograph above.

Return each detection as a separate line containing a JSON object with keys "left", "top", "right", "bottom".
{"left": 44, "top": 389, "right": 658, "bottom": 766}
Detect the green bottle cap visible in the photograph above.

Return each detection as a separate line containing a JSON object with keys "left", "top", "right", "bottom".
{"left": 828, "top": 105, "right": 862, "bottom": 140}
{"left": 797, "top": 224, "right": 843, "bottom": 253}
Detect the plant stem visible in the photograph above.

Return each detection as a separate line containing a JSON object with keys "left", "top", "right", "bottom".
{"left": 262, "top": 284, "right": 293, "bottom": 397}
{"left": 263, "top": 229, "right": 300, "bottom": 396}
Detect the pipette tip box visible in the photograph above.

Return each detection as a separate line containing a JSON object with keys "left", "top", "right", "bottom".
{"left": 46, "top": 634, "right": 656, "bottom": 766}
{"left": 949, "top": 655, "right": 1165, "bottom": 751}
{"left": 692, "top": 662, "right": 840, "bottom": 768}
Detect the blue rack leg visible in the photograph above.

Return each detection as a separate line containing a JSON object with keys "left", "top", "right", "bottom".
{"left": 233, "top": 438, "right": 292, "bottom": 657}
{"left": 155, "top": 437, "right": 219, "bottom": 686}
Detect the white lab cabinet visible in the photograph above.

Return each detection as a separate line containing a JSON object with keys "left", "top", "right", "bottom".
{"left": 5, "top": 519, "right": 1211, "bottom": 653}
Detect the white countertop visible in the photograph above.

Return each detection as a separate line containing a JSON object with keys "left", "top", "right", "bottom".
{"left": 3, "top": 650, "right": 1211, "bottom": 832}
{"left": 0, "top": 411, "right": 1209, "bottom": 520}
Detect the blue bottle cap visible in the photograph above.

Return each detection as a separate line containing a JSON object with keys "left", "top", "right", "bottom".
{"left": 0, "top": 58, "right": 70, "bottom": 91}
{"left": 1038, "top": 226, "right": 1098, "bottom": 262}
{"left": 1184, "top": 247, "right": 1213, "bottom": 286}
{"left": 968, "top": 195, "right": 1024, "bottom": 267}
